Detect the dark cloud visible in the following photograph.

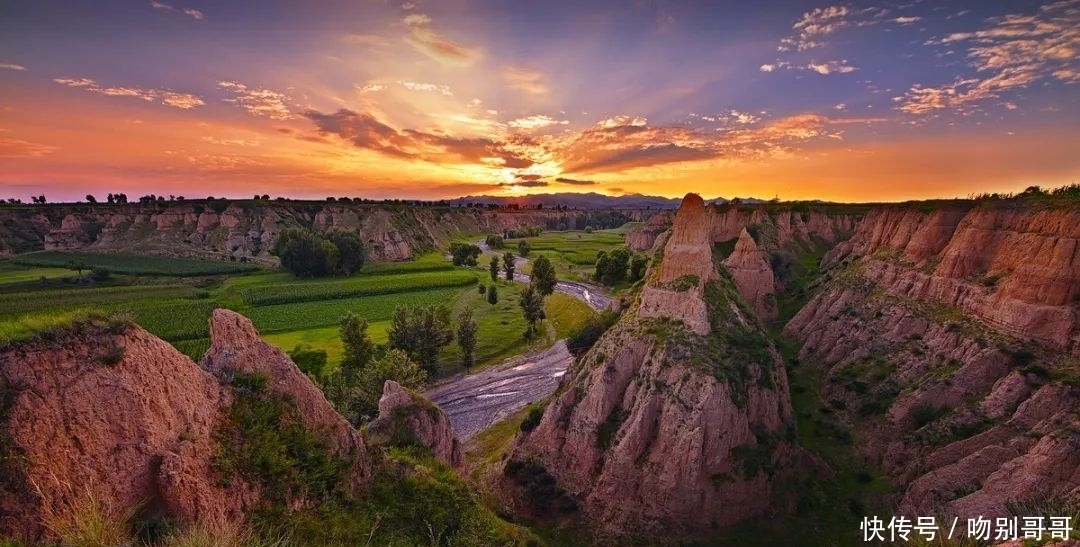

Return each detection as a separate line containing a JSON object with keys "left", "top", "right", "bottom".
{"left": 499, "top": 180, "right": 549, "bottom": 188}
{"left": 555, "top": 177, "right": 596, "bottom": 185}
{"left": 558, "top": 122, "right": 717, "bottom": 174}
{"left": 516, "top": 174, "right": 544, "bottom": 181}
{"left": 303, "top": 108, "right": 534, "bottom": 168}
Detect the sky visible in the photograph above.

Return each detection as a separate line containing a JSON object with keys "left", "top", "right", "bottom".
{"left": 1, "top": 0, "right": 1078, "bottom": 202}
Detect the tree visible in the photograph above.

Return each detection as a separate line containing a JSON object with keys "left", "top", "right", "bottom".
{"left": 503, "top": 251, "right": 516, "bottom": 281}
{"left": 489, "top": 255, "right": 500, "bottom": 283}
{"left": 449, "top": 242, "right": 482, "bottom": 266}
{"left": 595, "top": 246, "right": 632, "bottom": 286}
{"left": 85, "top": 194, "right": 97, "bottom": 204}
{"left": 354, "top": 349, "right": 428, "bottom": 418}
{"left": 478, "top": 283, "right": 487, "bottom": 295}
{"left": 387, "top": 305, "right": 454, "bottom": 374}
{"left": 107, "top": 193, "right": 115, "bottom": 204}
{"left": 519, "top": 284, "right": 546, "bottom": 335}
{"left": 272, "top": 228, "right": 365, "bottom": 278}
{"left": 630, "top": 254, "right": 649, "bottom": 282}
{"left": 273, "top": 228, "right": 334, "bottom": 277}
{"left": 327, "top": 231, "right": 365, "bottom": 275}
{"left": 340, "top": 312, "right": 375, "bottom": 383}
{"left": 486, "top": 284, "right": 499, "bottom": 305}
{"left": 289, "top": 344, "right": 328, "bottom": 379}
{"left": 531, "top": 255, "right": 557, "bottom": 296}
{"left": 517, "top": 239, "right": 531, "bottom": 257}
{"left": 456, "top": 308, "right": 478, "bottom": 367}
{"left": 485, "top": 234, "right": 504, "bottom": 249}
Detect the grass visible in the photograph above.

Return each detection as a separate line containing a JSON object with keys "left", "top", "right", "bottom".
{"left": 508, "top": 230, "right": 627, "bottom": 283}
{"left": 11, "top": 250, "right": 258, "bottom": 276}
{"left": 246, "top": 287, "right": 461, "bottom": 333}
{"left": 544, "top": 292, "right": 597, "bottom": 340}
{"left": 0, "top": 284, "right": 206, "bottom": 318}
{"left": 0, "top": 308, "right": 111, "bottom": 348}
{"left": 240, "top": 270, "right": 476, "bottom": 306}
{"left": 0, "top": 265, "right": 75, "bottom": 285}
{"left": 443, "top": 280, "right": 535, "bottom": 369}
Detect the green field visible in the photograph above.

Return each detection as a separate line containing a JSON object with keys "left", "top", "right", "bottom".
{"left": 0, "top": 240, "right": 599, "bottom": 374}
{"left": 508, "top": 229, "right": 628, "bottom": 283}
{"left": 12, "top": 250, "right": 259, "bottom": 276}
{"left": 0, "top": 265, "right": 76, "bottom": 285}
{"left": 241, "top": 270, "right": 476, "bottom": 306}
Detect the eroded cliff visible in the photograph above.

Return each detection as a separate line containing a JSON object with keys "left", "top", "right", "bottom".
{"left": 785, "top": 200, "right": 1080, "bottom": 523}
{"left": 0, "top": 309, "right": 374, "bottom": 541}
{"left": 507, "top": 194, "right": 800, "bottom": 542}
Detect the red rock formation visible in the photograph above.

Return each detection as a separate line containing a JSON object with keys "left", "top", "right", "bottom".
{"left": 824, "top": 203, "right": 1080, "bottom": 348}
{"left": 369, "top": 380, "right": 462, "bottom": 467}
{"left": 626, "top": 211, "right": 672, "bottom": 251}
{"left": 0, "top": 321, "right": 241, "bottom": 540}
{"left": 201, "top": 309, "right": 371, "bottom": 487}
{"left": 0, "top": 309, "right": 373, "bottom": 541}
{"left": 785, "top": 200, "right": 1080, "bottom": 525}
{"left": 510, "top": 193, "right": 797, "bottom": 542}
{"left": 723, "top": 228, "right": 777, "bottom": 319}
{"left": 638, "top": 194, "right": 715, "bottom": 335}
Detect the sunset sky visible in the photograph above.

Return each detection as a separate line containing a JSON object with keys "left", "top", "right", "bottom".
{"left": 1, "top": 0, "right": 1078, "bottom": 202}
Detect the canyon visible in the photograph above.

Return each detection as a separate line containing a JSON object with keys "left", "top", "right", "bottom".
{"left": 2, "top": 195, "right": 1078, "bottom": 546}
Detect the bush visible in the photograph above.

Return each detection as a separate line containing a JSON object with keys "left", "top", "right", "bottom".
{"left": 520, "top": 406, "right": 544, "bottom": 432}
{"left": 97, "top": 344, "right": 125, "bottom": 366}
{"left": 566, "top": 310, "right": 619, "bottom": 353}
{"left": 288, "top": 344, "right": 328, "bottom": 379}
{"left": 487, "top": 284, "right": 499, "bottom": 305}
{"left": 911, "top": 402, "right": 948, "bottom": 428}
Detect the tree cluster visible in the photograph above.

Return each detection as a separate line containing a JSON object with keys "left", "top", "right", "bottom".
{"left": 387, "top": 304, "right": 455, "bottom": 374}
{"left": 594, "top": 246, "right": 647, "bottom": 286}
{"left": 484, "top": 234, "right": 504, "bottom": 249}
{"left": 272, "top": 228, "right": 365, "bottom": 278}
{"left": 503, "top": 225, "right": 543, "bottom": 239}
{"left": 449, "top": 242, "right": 482, "bottom": 266}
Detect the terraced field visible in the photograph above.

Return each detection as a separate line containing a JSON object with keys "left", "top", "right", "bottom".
{"left": 13, "top": 250, "right": 258, "bottom": 276}
{"left": 0, "top": 240, "right": 599, "bottom": 375}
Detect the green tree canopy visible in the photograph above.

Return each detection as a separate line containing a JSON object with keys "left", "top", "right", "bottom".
{"left": 502, "top": 251, "right": 516, "bottom": 281}
{"left": 456, "top": 307, "right": 479, "bottom": 367}
{"left": 387, "top": 304, "right": 454, "bottom": 374}
{"left": 531, "top": 255, "right": 557, "bottom": 296}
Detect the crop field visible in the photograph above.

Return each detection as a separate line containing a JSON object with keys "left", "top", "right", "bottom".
{"left": 12, "top": 251, "right": 258, "bottom": 276}
{"left": 247, "top": 287, "right": 463, "bottom": 333}
{"left": 1, "top": 238, "right": 600, "bottom": 372}
{"left": 0, "top": 265, "right": 76, "bottom": 285}
{"left": 240, "top": 270, "right": 476, "bottom": 306}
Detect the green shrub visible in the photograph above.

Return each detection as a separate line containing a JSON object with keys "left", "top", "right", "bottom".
{"left": 520, "top": 405, "right": 544, "bottom": 432}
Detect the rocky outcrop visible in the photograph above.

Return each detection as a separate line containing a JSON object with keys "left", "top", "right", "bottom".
{"left": 509, "top": 193, "right": 797, "bottom": 542}
{"left": 784, "top": 200, "right": 1080, "bottom": 524}
{"left": 823, "top": 203, "right": 1080, "bottom": 349}
{"left": 0, "top": 309, "right": 373, "bottom": 541}
{"left": 0, "top": 319, "right": 240, "bottom": 540}
{"left": 626, "top": 211, "right": 672, "bottom": 251}
{"left": 369, "top": 380, "right": 462, "bottom": 467}
{"left": 201, "top": 309, "right": 370, "bottom": 486}
{"left": 638, "top": 195, "right": 715, "bottom": 335}
{"left": 723, "top": 228, "right": 777, "bottom": 319}
{"left": 0, "top": 202, "right": 670, "bottom": 264}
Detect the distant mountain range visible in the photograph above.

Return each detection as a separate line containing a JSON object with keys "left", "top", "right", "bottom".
{"left": 451, "top": 192, "right": 764, "bottom": 209}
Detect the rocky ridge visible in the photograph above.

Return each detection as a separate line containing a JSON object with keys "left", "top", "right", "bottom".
{"left": 785, "top": 201, "right": 1080, "bottom": 522}
{"left": 0, "top": 310, "right": 386, "bottom": 541}
{"left": 508, "top": 194, "right": 802, "bottom": 542}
